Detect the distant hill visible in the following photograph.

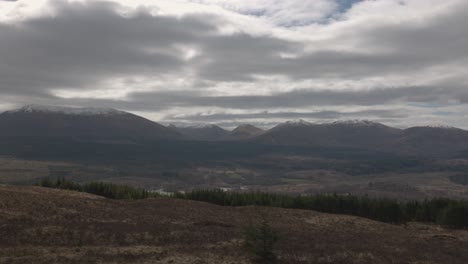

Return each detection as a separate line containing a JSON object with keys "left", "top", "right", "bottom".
{"left": 0, "top": 105, "right": 183, "bottom": 141}
{"left": 169, "top": 123, "right": 264, "bottom": 141}
{"left": 250, "top": 120, "right": 468, "bottom": 156}
{"left": 397, "top": 126, "right": 468, "bottom": 155}
{"left": 169, "top": 124, "right": 229, "bottom": 141}
{"left": 251, "top": 119, "right": 400, "bottom": 147}
{"left": 224, "top": 124, "right": 264, "bottom": 140}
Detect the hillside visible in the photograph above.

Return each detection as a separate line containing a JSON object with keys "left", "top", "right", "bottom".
{"left": 0, "top": 105, "right": 183, "bottom": 141}
{"left": 251, "top": 120, "right": 468, "bottom": 156}
{"left": 397, "top": 126, "right": 468, "bottom": 155}
{"left": 1, "top": 185, "right": 468, "bottom": 263}
{"left": 224, "top": 124, "right": 264, "bottom": 140}
{"left": 169, "top": 124, "right": 229, "bottom": 141}
{"left": 3, "top": 105, "right": 468, "bottom": 156}
{"left": 251, "top": 120, "right": 400, "bottom": 147}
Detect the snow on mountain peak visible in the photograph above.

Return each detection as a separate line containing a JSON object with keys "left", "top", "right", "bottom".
{"left": 235, "top": 124, "right": 252, "bottom": 129}
{"left": 422, "top": 124, "right": 458, "bottom": 130}
{"left": 174, "top": 123, "right": 220, "bottom": 129}
{"left": 9, "top": 104, "right": 126, "bottom": 116}
{"left": 234, "top": 124, "right": 260, "bottom": 130}
{"left": 232, "top": 124, "right": 263, "bottom": 133}
{"left": 275, "top": 119, "right": 385, "bottom": 129}
{"left": 280, "top": 119, "right": 313, "bottom": 127}
{"left": 191, "top": 124, "right": 220, "bottom": 129}
{"left": 331, "top": 120, "right": 382, "bottom": 127}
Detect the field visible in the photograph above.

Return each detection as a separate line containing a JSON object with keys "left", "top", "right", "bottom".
{"left": 1, "top": 137, "right": 468, "bottom": 199}
{"left": 1, "top": 185, "right": 468, "bottom": 263}
{"left": 2, "top": 153, "right": 468, "bottom": 200}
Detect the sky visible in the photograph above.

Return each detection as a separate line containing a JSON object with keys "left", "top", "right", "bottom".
{"left": 0, "top": 0, "right": 467, "bottom": 129}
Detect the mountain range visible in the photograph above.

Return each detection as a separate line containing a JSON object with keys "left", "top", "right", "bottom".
{"left": 170, "top": 123, "right": 264, "bottom": 141}
{"left": 2, "top": 104, "right": 468, "bottom": 156}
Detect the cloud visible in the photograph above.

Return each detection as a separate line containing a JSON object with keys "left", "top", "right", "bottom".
{"left": 120, "top": 85, "right": 468, "bottom": 110}
{"left": 187, "top": 0, "right": 339, "bottom": 26}
{"left": 0, "top": 1, "right": 218, "bottom": 96}
{"left": 0, "top": 0, "right": 467, "bottom": 128}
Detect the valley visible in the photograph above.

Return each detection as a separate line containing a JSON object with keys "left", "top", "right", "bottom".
{"left": 2, "top": 1, "right": 468, "bottom": 262}
{"left": 2, "top": 105, "right": 468, "bottom": 199}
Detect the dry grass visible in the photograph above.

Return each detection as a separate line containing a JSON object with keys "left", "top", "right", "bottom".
{"left": 1, "top": 185, "right": 468, "bottom": 263}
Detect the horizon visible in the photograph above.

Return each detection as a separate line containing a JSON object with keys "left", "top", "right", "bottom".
{"left": 3, "top": 2, "right": 468, "bottom": 262}
{"left": 3, "top": 103, "right": 463, "bottom": 131}
{"left": 1, "top": 0, "right": 467, "bottom": 129}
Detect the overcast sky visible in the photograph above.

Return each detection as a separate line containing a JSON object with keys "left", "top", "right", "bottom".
{"left": 0, "top": 0, "right": 467, "bottom": 128}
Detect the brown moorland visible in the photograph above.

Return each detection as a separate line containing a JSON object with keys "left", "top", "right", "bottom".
{"left": 1, "top": 185, "right": 468, "bottom": 264}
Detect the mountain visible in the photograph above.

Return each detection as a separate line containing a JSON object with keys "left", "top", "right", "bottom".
{"left": 251, "top": 119, "right": 468, "bottom": 156}
{"left": 0, "top": 104, "right": 183, "bottom": 141}
{"left": 169, "top": 124, "right": 229, "bottom": 141}
{"left": 3, "top": 105, "right": 468, "bottom": 157}
{"left": 251, "top": 119, "right": 401, "bottom": 149}
{"left": 170, "top": 123, "right": 264, "bottom": 141}
{"left": 224, "top": 124, "right": 264, "bottom": 140}
{"left": 397, "top": 126, "right": 468, "bottom": 155}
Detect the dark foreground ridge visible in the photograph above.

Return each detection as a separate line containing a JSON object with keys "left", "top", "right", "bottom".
{"left": 2, "top": 185, "right": 468, "bottom": 263}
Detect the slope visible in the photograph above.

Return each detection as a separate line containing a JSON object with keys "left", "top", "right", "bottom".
{"left": 0, "top": 105, "right": 183, "bottom": 141}
{"left": 1, "top": 185, "right": 468, "bottom": 264}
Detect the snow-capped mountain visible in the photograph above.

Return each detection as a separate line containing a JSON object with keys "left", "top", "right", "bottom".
{"left": 252, "top": 119, "right": 401, "bottom": 148}
{"left": 277, "top": 119, "right": 313, "bottom": 127}
{"left": 418, "top": 124, "right": 459, "bottom": 130}
{"left": 0, "top": 105, "right": 183, "bottom": 141}
{"left": 330, "top": 119, "right": 386, "bottom": 127}
{"left": 274, "top": 119, "right": 387, "bottom": 129}
{"left": 2, "top": 105, "right": 468, "bottom": 156}
{"left": 8, "top": 104, "right": 125, "bottom": 116}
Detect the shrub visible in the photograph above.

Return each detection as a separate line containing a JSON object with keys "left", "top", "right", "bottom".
{"left": 244, "top": 217, "right": 279, "bottom": 263}
{"left": 437, "top": 203, "right": 468, "bottom": 228}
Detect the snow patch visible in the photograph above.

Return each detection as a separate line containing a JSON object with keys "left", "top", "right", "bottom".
{"left": 175, "top": 123, "right": 220, "bottom": 129}
{"left": 278, "top": 119, "right": 313, "bottom": 127}
{"left": 8, "top": 104, "right": 126, "bottom": 116}
{"left": 330, "top": 120, "right": 382, "bottom": 127}
{"left": 421, "top": 124, "right": 458, "bottom": 130}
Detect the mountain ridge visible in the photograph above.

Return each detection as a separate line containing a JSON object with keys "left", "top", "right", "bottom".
{"left": 7, "top": 104, "right": 126, "bottom": 116}
{"left": 0, "top": 105, "right": 184, "bottom": 141}
{"left": 2, "top": 105, "right": 468, "bottom": 156}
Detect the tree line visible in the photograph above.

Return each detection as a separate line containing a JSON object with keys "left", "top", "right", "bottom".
{"left": 36, "top": 178, "right": 468, "bottom": 229}
{"left": 175, "top": 189, "right": 468, "bottom": 229}
{"left": 36, "top": 177, "right": 149, "bottom": 199}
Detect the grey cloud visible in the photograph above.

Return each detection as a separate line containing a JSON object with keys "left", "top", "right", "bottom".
{"left": 1, "top": 0, "right": 468, "bottom": 127}
{"left": 2, "top": 0, "right": 467, "bottom": 94}
{"left": 37, "top": 84, "right": 467, "bottom": 114}
{"left": 365, "top": 4, "right": 468, "bottom": 63}
{"left": 0, "top": 0, "right": 216, "bottom": 95}
{"left": 123, "top": 85, "right": 466, "bottom": 110}
{"left": 198, "top": 2, "right": 468, "bottom": 82}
